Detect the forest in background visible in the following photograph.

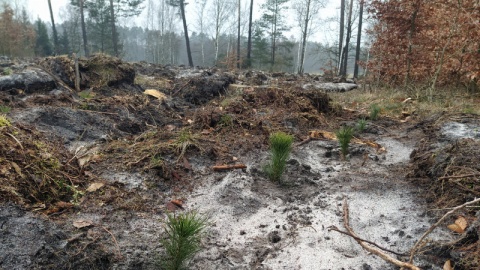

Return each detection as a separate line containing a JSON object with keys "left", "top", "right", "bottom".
{"left": 0, "top": 0, "right": 478, "bottom": 90}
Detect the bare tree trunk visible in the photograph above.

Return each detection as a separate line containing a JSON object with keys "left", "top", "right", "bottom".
{"left": 237, "top": 0, "right": 241, "bottom": 69}
{"left": 338, "top": 0, "right": 345, "bottom": 74}
{"left": 179, "top": 0, "right": 193, "bottom": 67}
{"left": 246, "top": 0, "right": 254, "bottom": 68}
{"left": 271, "top": 1, "right": 279, "bottom": 71}
{"left": 47, "top": 0, "right": 59, "bottom": 54}
{"left": 340, "top": 0, "right": 353, "bottom": 77}
{"left": 353, "top": 0, "right": 364, "bottom": 79}
{"left": 298, "top": 0, "right": 311, "bottom": 75}
{"left": 79, "top": 0, "right": 89, "bottom": 57}
{"left": 405, "top": 1, "right": 420, "bottom": 86}
{"left": 109, "top": 0, "right": 119, "bottom": 56}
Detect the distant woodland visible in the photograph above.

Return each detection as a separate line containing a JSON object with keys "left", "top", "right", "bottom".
{"left": 0, "top": 0, "right": 478, "bottom": 89}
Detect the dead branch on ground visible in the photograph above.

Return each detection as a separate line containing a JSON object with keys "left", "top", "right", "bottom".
{"left": 212, "top": 164, "right": 247, "bottom": 171}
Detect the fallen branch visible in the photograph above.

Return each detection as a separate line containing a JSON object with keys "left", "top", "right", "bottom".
{"left": 328, "top": 225, "right": 407, "bottom": 256}
{"left": 212, "top": 164, "right": 247, "bottom": 171}
{"left": 340, "top": 198, "right": 421, "bottom": 270}
{"left": 408, "top": 197, "right": 480, "bottom": 264}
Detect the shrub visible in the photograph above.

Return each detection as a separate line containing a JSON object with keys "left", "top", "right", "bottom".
{"left": 264, "top": 132, "right": 294, "bottom": 183}
{"left": 160, "top": 211, "right": 209, "bottom": 270}
{"left": 336, "top": 126, "right": 354, "bottom": 159}
{"left": 369, "top": 104, "right": 381, "bottom": 120}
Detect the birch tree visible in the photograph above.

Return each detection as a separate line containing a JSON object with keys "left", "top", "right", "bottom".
{"left": 292, "top": 0, "right": 326, "bottom": 74}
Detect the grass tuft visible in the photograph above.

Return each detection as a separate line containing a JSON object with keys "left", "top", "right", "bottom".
{"left": 264, "top": 132, "right": 294, "bottom": 183}
{"left": 171, "top": 129, "right": 202, "bottom": 162}
{"left": 369, "top": 104, "right": 381, "bottom": 120}
{"left": 336, "top": 126, "right": 354, "bottom": 159}
{"left": 160, "top": 211, "right": 209, "bottom": 270}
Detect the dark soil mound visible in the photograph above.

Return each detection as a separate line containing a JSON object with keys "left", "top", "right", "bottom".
{"left": 40, "top": 54, "right": 135, "bottom": 89}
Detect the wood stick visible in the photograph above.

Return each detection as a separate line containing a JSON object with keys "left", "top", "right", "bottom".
{"left": 341, "top": 198, "right": 421, "bottom": 270}
{"left": 74, "top": 53, "right": 80, "bottom": 92}
{"left": 212, "top": 164, "right": 247, "bottom": 171}
{"left": 327, "top": 225, "right": 407, "bottom": 256}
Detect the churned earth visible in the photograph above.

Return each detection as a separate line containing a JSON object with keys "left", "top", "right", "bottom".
{"left": 0, "top": 55, "right": 479, "bottom": 270}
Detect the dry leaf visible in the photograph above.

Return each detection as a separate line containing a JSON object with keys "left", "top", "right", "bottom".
{"left": 165, "top": 124, "right": 176, "bottom": 131}
{"left": 56, "top": 201, "right": 74, "bottom": 209}
{"left": 447, "top": 216, "right": 468, "bottom": 233}
{"left": 73, "top": 219, "right": 93, "bottom": 229}
{"left": 86, "top": 182, "right": 105, "bottom": 192}
{"left": 143, "top": 89, "right": 167, "bottom": 100}
{"left": 10, "top": 161, "right": 24, "bottom": 178}
{"left": 443, "top": 260, "right": 453, "bottom": 270}
{"left": 171, "top": 199, "right": 183, "bottom": 208}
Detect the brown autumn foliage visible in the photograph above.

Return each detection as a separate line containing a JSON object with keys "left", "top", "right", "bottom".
{"left": 366, "top": 0, "right": 480, "bottom": 89}
{"left": 0, "top": 4, "right": 36, "bottom": 57}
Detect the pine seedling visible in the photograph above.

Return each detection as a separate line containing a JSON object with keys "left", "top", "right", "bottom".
{"left": 356, "top": 118, "right": 367, "bottom": 133}
{"left": 264, "top": 132, "right": 294, "bottom": 183}
{"left": 161, "top": 211, "right": 209, "bottom": 270}
{"left": 336, "top": 126, "right": 354, "bottom": 159}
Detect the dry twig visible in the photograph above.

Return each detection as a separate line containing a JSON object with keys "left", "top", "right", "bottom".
{"left": 212, "top": 164, "right": 247, "bottom": 171}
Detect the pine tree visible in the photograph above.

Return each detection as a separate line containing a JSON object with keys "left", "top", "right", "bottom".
{"left": 168, "top": 0, "right": 193, "bottom": 67}
{"left": 258, "top": 0, "right": 290, "bottom": 71}
{"left": 34, "top": 19, "right": 53, "bottom": 56}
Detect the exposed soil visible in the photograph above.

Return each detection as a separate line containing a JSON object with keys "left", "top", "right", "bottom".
{"left": 0, "top": 55, "right": 479, "bottom": 270}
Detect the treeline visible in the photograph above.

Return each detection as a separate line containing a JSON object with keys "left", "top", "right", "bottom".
{"left": 1, "top": 0, "right": 478, "bottom": 89}
{"left": 0, "top": 0, "right": 367, "bottom": 75}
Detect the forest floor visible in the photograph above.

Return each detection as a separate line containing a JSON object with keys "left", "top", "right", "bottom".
{"left": 0, "top": 55, "right": 480, "bottom": 270}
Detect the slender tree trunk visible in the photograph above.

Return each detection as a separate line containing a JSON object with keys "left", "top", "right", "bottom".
{"left": 79, "top": 0, "right": 89, "bottom": 57}
{"left": 180, "top": 0, "right": 193, "bottom": 67}
{"left": 338, "top": 0, "right": 345, "bottom": 74}
{"left": 47, "top": 0, "right": 59, "bottom": 54}
{"left": 246, "top": 0, "right": 253, "bottom": 68}
{"left": 353, "top": 0, "right": 364, "bottom": 79}
{"left": 298, "top": 0, "right": 311, "bottom": 75}
{"left": 237, "top": 0, "right": 241, "bottom": 69}
{"left": 341, "top": 0, "right": 353, "bottom": 77}
{"left": 405, "top": 1, "right": 420, "bottom": 86}
{"left": 109, "top": 0, "right": 119, "bottom": 56}
{"left": 271, "top": 2, "right": 278, "bottom": 71}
